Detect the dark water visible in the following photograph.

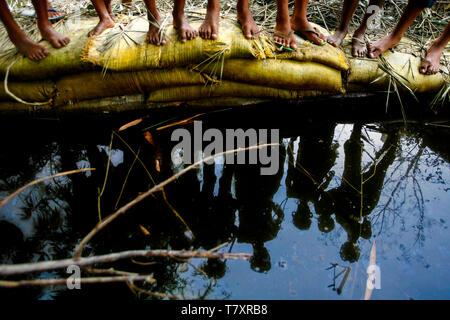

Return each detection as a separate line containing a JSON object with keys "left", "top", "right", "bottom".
{"left": 0, "top": 103, "right": 449, "bottom": 300}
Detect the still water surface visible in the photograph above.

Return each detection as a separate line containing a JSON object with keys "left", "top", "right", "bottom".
{"left": 0, "top": 106, "right": 449, "bottom": 300}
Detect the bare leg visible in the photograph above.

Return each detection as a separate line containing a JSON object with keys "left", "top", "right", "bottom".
{"left": 367, "top": 0, "right": 424, "bottom": 58}
{"left": 143, "top": 0, "right": 166, "bottom": 45}
{"left": 274, "top": 0, "right": 297, "bottom": 49}
{"left": 351, "top": 0, "right": 384, "bottom": 57}
{"left": 88, "top": 0, "right": 115, "bottom": 37}
{"left": 0, "top": 0, "right": 49, "bottom": 60}
{"left": 290, "top": 0, "right": 326, "bottom": 45}
{"left": 420, "top": 22, "right": 450, "bottom": 75}
{"left": 173, "top": 0, "right": 198, "bottom": 43}
{"left": 327, "top": 0, "right": 359, "bottom": 47}
{"left": 199, "top": 0, "right": 220, "bottom": 40}
{"left": 34, "top": 0, "right": 70, "bottom": 48}
{"left": 237, "top": 0, "right": 259, "bottom": 39}
{"left": 105, "top": 0, "right": 113, "bottom": 15}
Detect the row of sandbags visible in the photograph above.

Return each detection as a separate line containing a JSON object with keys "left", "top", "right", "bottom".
{"left": 0, "top": 16, "right": 447, "bottom": 111}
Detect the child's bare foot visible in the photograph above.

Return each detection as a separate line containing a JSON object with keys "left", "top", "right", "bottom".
{"left": 327, "top": 29, "right": 347, "bottom": 47}
{"left": 199, "top": 2, "right": 220, "bottom": 40}
{"left": 367, "top": 34, "right": 400, "bottom": 58}
{"left": 38, "top": 23, "right": 70, "bottom": 48}
{"left": 351, "top": 35, "right": 367, "bottom": 57}
{"left": 419, "top": 44, "right": 444, "bottom": 75}
{"left": 88, "top": 16, "right": 115, "bottom": 37}
{"left": 274, "top": 22, "right": 297, "bottom": 50}
{"left": 290, "top": 18, "right": 326, "bottom": 45}
{"left": 173, "top": 14, "right": 197, "bottom": 43}
{"left": 237, "top": 10, "right": 259, "bottom": 39}
{"left": 9, "top": 33, "right": 49, "bottom": 61}
{"left": 147, "top": 23, "right": 166, "bottom": 45}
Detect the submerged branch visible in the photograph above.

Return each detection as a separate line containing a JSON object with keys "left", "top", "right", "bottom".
{"left": 0, "top": 274, "right": 154, "bottom": 288}
{"left": 0, "top": 249, "right": 251, "bottom": 276}
{"left": 0, "top": 168, "right": 96, "bottom": 212}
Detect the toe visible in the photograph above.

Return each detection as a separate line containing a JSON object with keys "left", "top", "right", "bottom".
{"left": 327, "top": 37, "right": 336, "bottom": 47}
{"left": 419, "top": 65, "right": 427, "bottom": 74}
{"left": 290, "top": 39, "right": 297, "bottom": 50}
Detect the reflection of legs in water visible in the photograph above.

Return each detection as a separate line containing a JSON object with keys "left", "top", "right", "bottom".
{"left": 340, "top": 241, "right": 360, "bottom": 263}
{"left": 250, "top": 242, "right": 271, "bottom": 273}
{"left": 286, "top": 122, "right": 337, "bottom": 232}
{"left": 316, "top": 123, "right": 399, "bottom": 262}
{"left": 201, "top": 258, "right": 227, "bottom": 279}
{"left": 292, "top": 201, "right": 313, "bottom": 230}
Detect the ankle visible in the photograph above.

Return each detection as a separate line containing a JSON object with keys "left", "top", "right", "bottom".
{"left": 37, "top": 20, "right": 52, "bottom": 30}
{"left": 206, "top": 1, "right": 220, "bottom": 11}
{"left": 172, "top": 11, "right": 184, "bottom": 21}
{"left": 336, "top": 26, "right": 349, "bottom": 34}
{"left": 291, "top": 14, "right": 308, "bottom": 25}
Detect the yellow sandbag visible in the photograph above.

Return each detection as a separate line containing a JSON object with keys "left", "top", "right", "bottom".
{"left": 54, "top": 68, "right": 205, "bottom": 105}
{"left": 347, "top": 48, "right": 447, "bottom": 93}
{"left": 147, "top": 81, "right": 334, "bottom": 102}
{"left": 0, "top": 80, "right": 55, "bottom": 102}
{"left": 0, "top": 95, "right": 145, "bottom": 114}
{"left": 82, "top": 16, "right": 349, "bottom": 72}
{"left": 276, "top": 23, "right": 349, "bottom": 71}
{"left": 82, "top": 18, "right": 254, "bottom": 71}
{"left": 212, "top": 59, "right": 343, "bottom": 92}
{"left": 57, "top": 95, "right": 146, "bottom": 113}
{"left": 0, "top": 101, "right": 52, "bottom": 114}
{"left": 0, "top": 22, "right": 96, "bottom": 81}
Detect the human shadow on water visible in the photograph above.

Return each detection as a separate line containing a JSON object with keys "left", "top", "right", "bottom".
{"left": 232, "top": 139, "right": 286, "bottom": 273}
{"left": 315, "top": 123, "right": 399, "bottom": 262}
{"left": 285, "top": 121, "right": 338, "bottom": 232}
{"left": 285, "top": 122, "right": 400, "bottom": 262}
{"left": 161, "top": 124, "right": 286, "bottom": 275}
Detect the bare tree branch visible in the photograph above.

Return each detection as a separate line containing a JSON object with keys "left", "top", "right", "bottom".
{"left": 0, "top": 249, "right": 251, "bottom": 276}
{"left": 0, "top": 168, "right": 96, "bottom": 212}
{"left": 0, "top": 274, "right": 154, "bottom": 288}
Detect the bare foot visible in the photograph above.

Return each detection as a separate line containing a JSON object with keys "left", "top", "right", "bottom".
{"left": 173, "top": 14, "right": 198, "bottom": 43}
{"left": 419, "top": 44, "right": 444, "bottom": 75}
{"left": 274, "top": 22, "right": 297, "bottom": 50}
{"left": 88, "top": 16, "right": 115, "bottom": 37}
{"left": 290, "top": 18, "right": 326, "bottom": 45}
{"left": 237, "top": 11, "right": 259, "bottom": 39}
{"left": 199, "top": 6, "right": 220, "bottom": 40}
{"left": 38, "top": 23, "right": 70, "bottom": 48}
{"left": 351, "top": 35, "right": 367, "bottom": 57}
{"left": 9, "top": 33, "right": 49, "bottom": 61}
{"left": 327, "top": 29, "right": 347, "bottom": 47}
{"left": 367, "top": 34, "right": 400, "bottom": 58}
{"left": 147, "top": 23, "right": 166, "bottom": 45}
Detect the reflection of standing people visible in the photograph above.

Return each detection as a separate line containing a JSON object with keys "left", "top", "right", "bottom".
{"left": 316, "top": 123, "right": 399, "bottom": 262}
{"left": 286, "top": 122, "right": 337, "bottom": 232}
{"left": 233, "top": 141, "right": 286, "bottom": 272}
